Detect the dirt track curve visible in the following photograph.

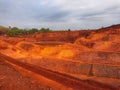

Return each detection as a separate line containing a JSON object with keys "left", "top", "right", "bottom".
{"left": 0, "top": 53, "right": 118, "bottom": 90}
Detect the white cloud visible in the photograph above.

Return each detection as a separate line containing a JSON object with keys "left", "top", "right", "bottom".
{"left": 0, "top": 0, "right": 120, "bottom": 29}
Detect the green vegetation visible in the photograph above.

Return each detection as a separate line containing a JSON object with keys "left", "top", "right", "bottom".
{"left": 0, "top": 26, "right": 71, "bottom": 37}
{"left": 5, "top": 27, "right": 52, "bottom": 37}
{"left": 39, "top": 28, "right": 52, "bottom": 32}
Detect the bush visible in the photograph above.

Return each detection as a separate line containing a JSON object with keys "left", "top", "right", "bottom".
{"left": 39, "top": 28, "right": 52, "bottom": 32}
{"left": 5, "top": 27, "right": 52, "bottom": 37}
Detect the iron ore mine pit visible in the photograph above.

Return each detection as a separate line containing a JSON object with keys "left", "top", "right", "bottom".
{"left": 0, "top": 24, "right": 120, "bottom": 90}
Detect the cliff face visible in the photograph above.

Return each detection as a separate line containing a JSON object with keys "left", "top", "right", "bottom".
{"left": 75, "top": 25, "right": 120, "bottom": 52}
{"left": 12, "top": 24, "right": 119, "bottom": 46}
{"left": 22, "top": 30, "right": 92, "bottom": 43}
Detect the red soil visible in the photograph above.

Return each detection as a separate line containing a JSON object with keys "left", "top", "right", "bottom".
{"left": 0, "top": 24, "right": 120, "bottom": 89}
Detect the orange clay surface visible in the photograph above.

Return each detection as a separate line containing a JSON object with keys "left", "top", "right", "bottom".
{"left": 0, "top": 24, "right": 120, "bottom": 89}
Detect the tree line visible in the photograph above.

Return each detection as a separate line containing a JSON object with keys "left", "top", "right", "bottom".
{"left": 5, "top": 27, "right": 52, "bottom": 37}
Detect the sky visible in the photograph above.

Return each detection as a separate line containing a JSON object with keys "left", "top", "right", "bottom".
{"left": 0, "top": 0, "right": 120, "bottom": 30}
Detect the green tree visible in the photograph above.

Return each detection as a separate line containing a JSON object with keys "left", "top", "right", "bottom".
{"left": 39, "top": 28, "right": 52, "bottom": 32}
